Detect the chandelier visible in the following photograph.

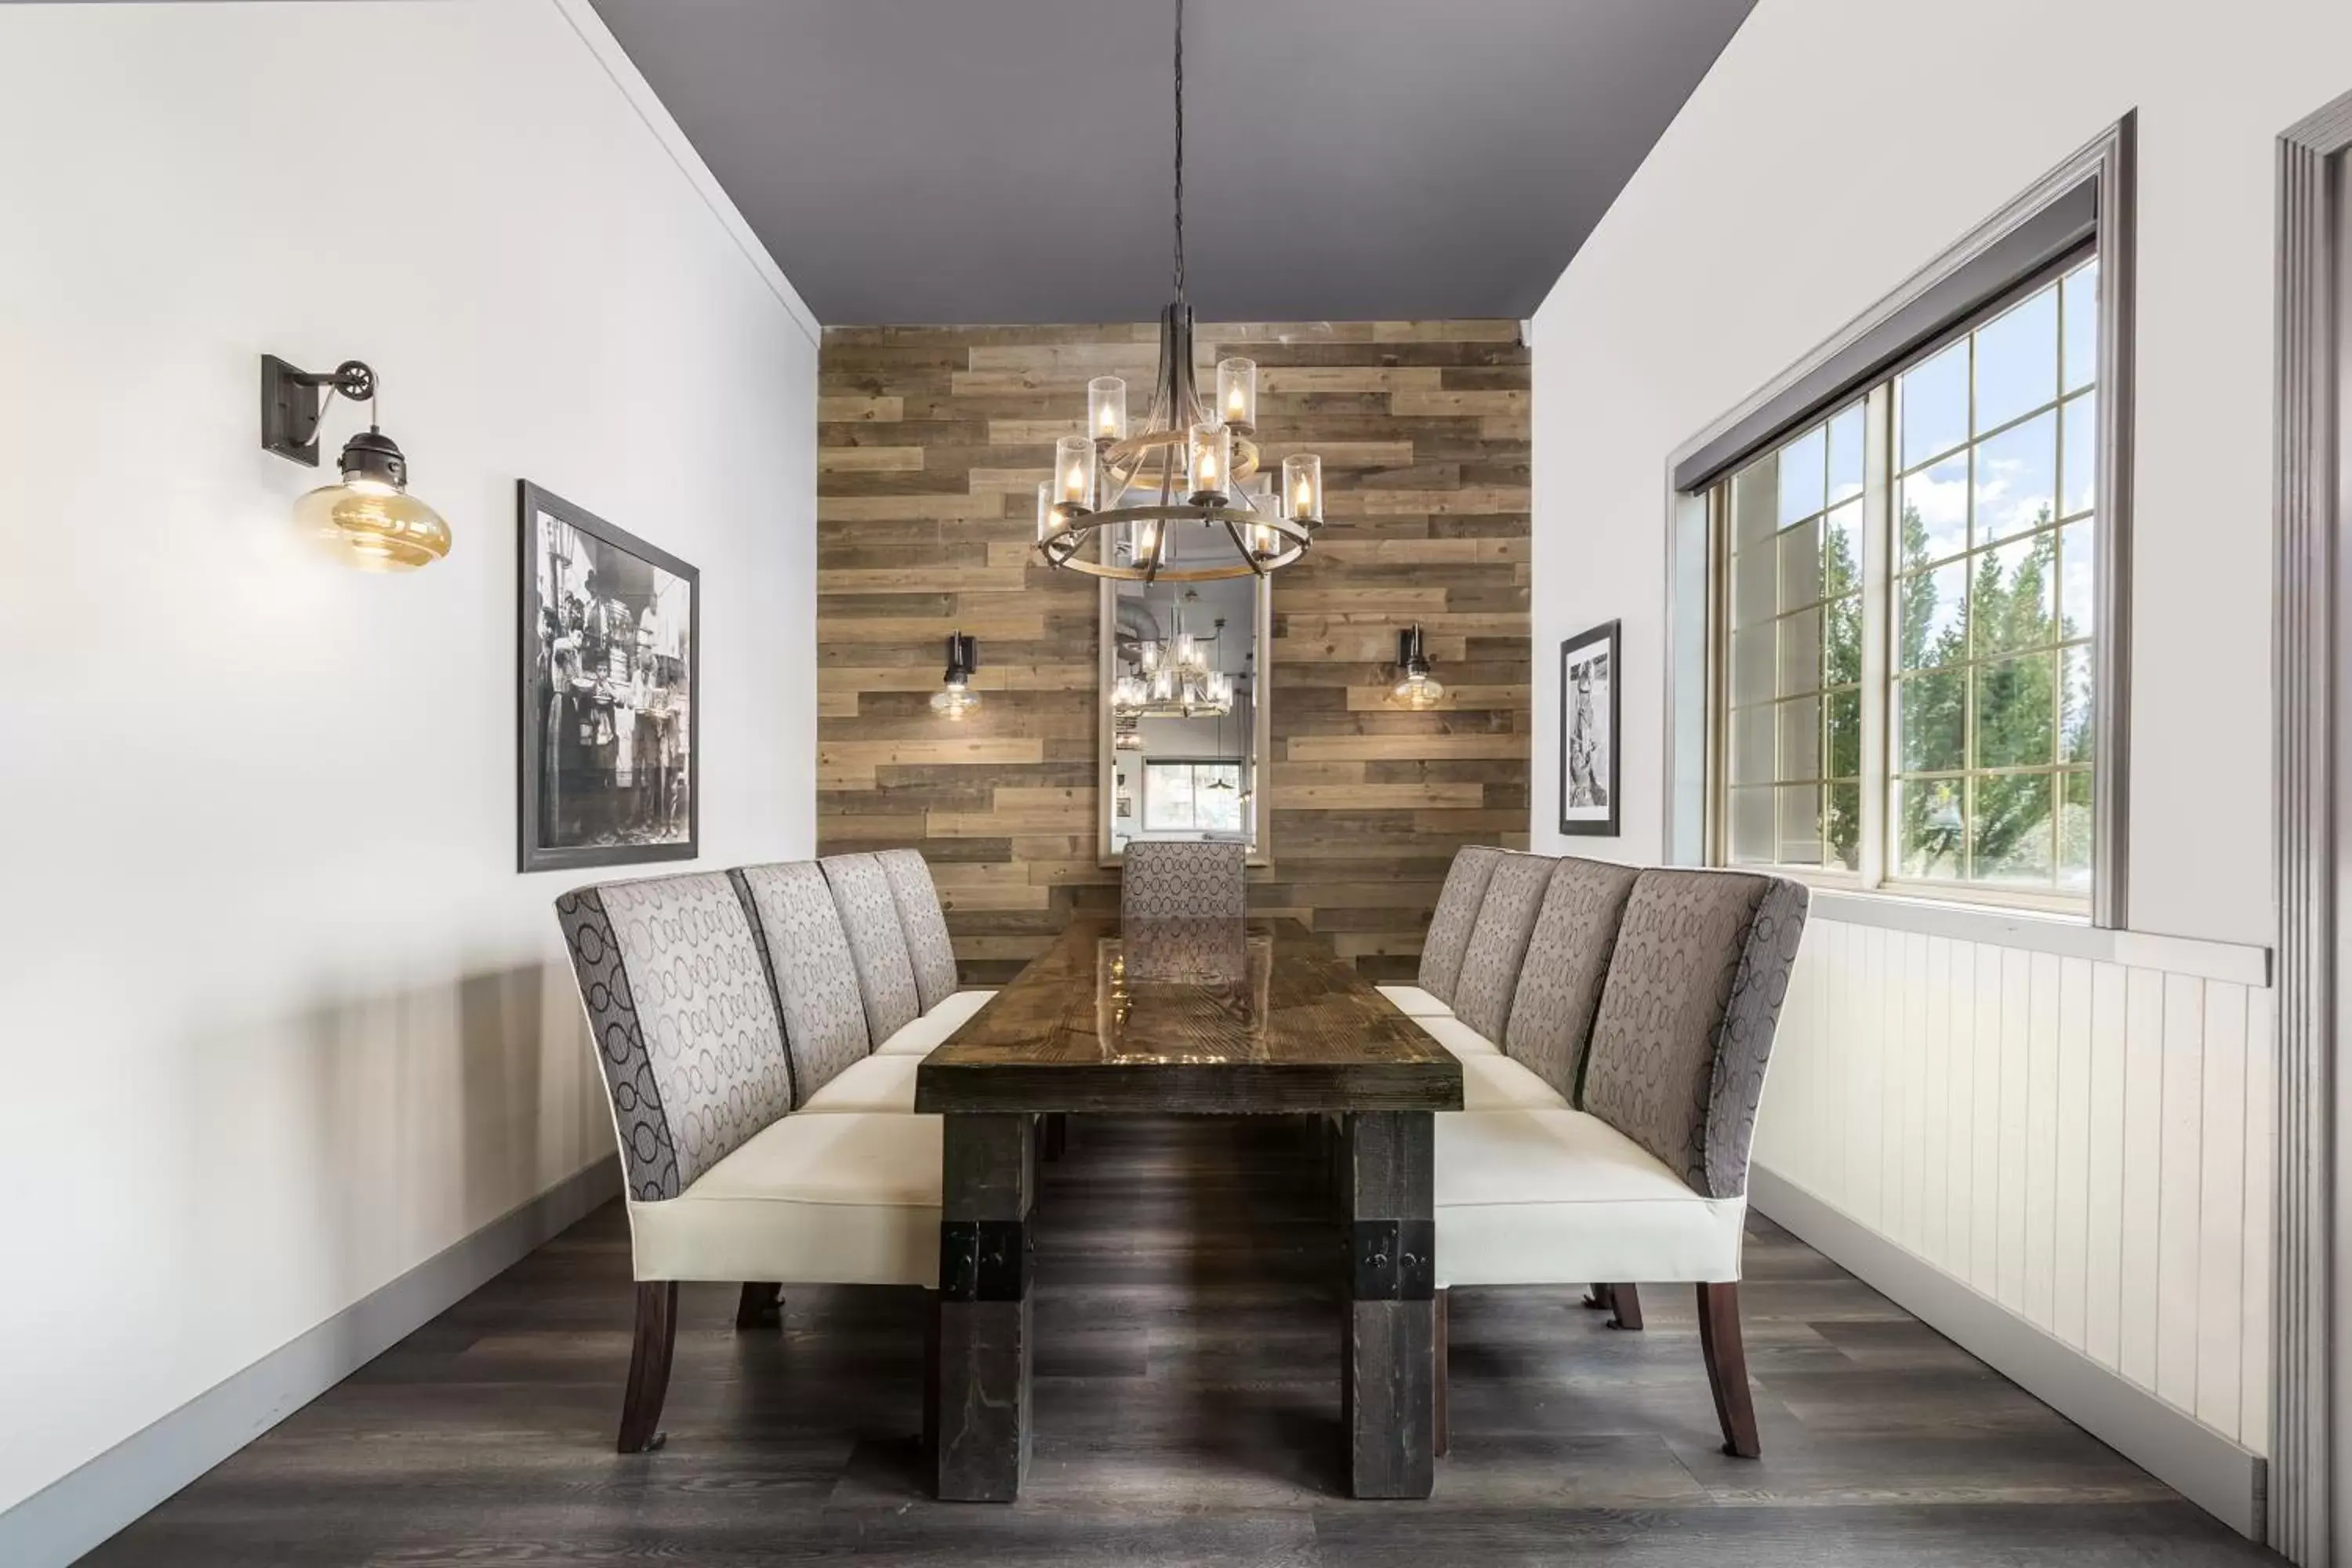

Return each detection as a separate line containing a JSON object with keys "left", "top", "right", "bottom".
{"left": 1112, "top": 611, "right": 1234, "bottom": 717}
{"left": 1033, "top": 0, "right": 1327, "bottom": 584}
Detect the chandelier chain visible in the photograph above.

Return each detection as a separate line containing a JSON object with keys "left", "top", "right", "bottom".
{"left": 1171, "top": 0, "right": 1185, "bottom": 303}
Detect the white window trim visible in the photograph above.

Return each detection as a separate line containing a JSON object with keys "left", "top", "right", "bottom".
{"left": 1664, "top": 114, "right": 2135, "bottom": 929}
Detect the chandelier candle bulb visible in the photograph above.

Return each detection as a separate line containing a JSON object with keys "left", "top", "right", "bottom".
{"left": 1282, "top": 453, "right": 1323, "bottom": 525}
{"left": 1056, "top": 434, "right": 1098, "bottom": 512}
{"left": 1216, "top": 358, "right": 1257, "bottom": 430}
{"left": 1188, "top": 421, "right": 1231, "bottom": 503}
{"left": 1088, "top": 376, "right": 1128, "bottom": 442}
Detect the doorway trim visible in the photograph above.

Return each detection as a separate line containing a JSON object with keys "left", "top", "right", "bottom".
{"left": 2275, "top": 86, "right": 2352, "bottom": 1568}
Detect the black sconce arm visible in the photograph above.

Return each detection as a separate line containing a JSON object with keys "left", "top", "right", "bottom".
{"left": 260, "top": 355, "right": 378, "bottom": 466}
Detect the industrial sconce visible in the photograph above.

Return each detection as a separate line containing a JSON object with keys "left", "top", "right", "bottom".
{"left": 1389, "top": 623, "right": 1446, "bottom": 710}
{"left": 261, "top": 354, "right": 450, "bottom": 572}
{"left": 931, "top": 631, "right": 981, "bottom": 720}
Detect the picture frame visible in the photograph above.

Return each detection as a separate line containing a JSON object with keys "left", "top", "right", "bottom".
{"left": 517, "top": 481, "right": 699, "bottom": 873}
{"left": 1558, "top": 619, "right": 1619, "bottom": 837}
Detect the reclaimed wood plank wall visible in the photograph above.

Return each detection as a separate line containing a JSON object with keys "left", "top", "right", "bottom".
{"left": 818, "top": 320, "right": 1531, "bottom": 984}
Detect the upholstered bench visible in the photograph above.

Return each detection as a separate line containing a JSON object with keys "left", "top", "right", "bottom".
{"left": 1432, "top": 866, "right": 1809, "bottom": 1460}
{"left": 555, "top": 868, "right": 944, "bottom": 1453}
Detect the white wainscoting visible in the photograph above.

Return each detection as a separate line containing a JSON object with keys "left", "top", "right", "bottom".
{"left": 1752, "top": 916, "right": 2274, "bottom": 1455}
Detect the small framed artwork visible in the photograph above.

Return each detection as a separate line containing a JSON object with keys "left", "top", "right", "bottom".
{"left": 518, "top": 481, "right": 699, "bottom": 873}
{"left": 1558, "top": 619, "right": 1619, "bottom": 836}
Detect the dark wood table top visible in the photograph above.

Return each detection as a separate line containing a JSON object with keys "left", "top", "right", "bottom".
{"left": 914, "top": 917, "right": 1464, "bottom": 1116}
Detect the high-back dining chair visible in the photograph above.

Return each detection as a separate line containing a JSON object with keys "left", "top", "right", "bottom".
{"left": 1377, "top": 844, "right": 1504, "bottom": 1018}
{"left": 1432, "top": 867, "right": 1809, "bottom": 1460}
{"left": 555, "top": 870, "right": 941, "bottom": 1452}
{"left": 1120, "top": 839, "right": 1247, "bottom": 922}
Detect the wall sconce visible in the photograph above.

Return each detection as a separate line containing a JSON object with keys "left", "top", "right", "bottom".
{"left": 1390, "top": 623, "right": 1446, "bottom": 710}
{"left": 261, "top": 354, "right": 450, "bottom": 572}
{"left": 931, "top": 631, "right": 981, "bottom": 720}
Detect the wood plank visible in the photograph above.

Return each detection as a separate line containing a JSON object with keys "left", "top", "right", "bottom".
{"left": 818, "top": 394, "right": 903, "bottom": 421}
{"left": 818, "top": 445, "right": 924, "bottom": 473}
{"left": 1388, "top": 389, "right": 1530, "bottom": 419}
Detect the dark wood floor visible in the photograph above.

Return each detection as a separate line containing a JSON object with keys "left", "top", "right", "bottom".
{"left": 89, "top": 1116, "right": 2276, "bottom": 1566}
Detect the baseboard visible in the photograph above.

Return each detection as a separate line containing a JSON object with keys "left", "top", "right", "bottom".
{"left": 0, "top": 1155, "right": 622, "bottom": 1568}
{"left": 1750, "top": 1164, "right": 2267, "bottom": 1540}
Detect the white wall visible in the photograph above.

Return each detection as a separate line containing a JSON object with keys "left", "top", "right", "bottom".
{"left": 0, "top": 0, "right": 816, "bottom": 1531}
{"left": 1529, "top": 0, "right": 2352, "bottom": 949}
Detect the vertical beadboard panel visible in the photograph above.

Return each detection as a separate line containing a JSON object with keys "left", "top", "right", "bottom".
{"left": 1995, "top": 948, "right": 2033, "bottom": 1312}
{"left": 1921, "top": 935, "right": 1953, "bottom": 1269}
{"left": 1902, "top": 933, "right": 1930, "bottom": 1253}
{"left": 1970, "top": 943, "right": 2004, "bottom": 1294}
{"left": 2053, "top": 956, "right": 2094, "bottom": 1347}
{"left": 1753, "top": 916, "right": 2272, "bottom": 1458}
{"left": 2023, "top": 950, "right": 2063, "bottom": 1330}
{"left": 2194, "top": 984, "right": 2247, "bottom": 1438}
{"left": 1947, "top": 940, "right": 1979, "bottom": 1280}
{"left": 2240, "top": 987, "right": 2274, "bottom": 1449}
{"left": 2083, "top": 960, "right": 2129, "bottom": 1369}
{"left": 2155, "top": 975, "right": 2205, "bottom": 1410}
{"left": 2118, "top": 967, "right": 2165, "bottom": 1388}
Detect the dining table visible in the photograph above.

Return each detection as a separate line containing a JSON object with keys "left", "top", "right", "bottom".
{"left": 913, "top": 915, "right": 1465, "bottom": 1502}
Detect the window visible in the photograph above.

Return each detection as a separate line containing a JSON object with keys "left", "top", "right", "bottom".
{"left": 1142, "top": 759, "right": 1243, "bottom": 833}
{"left": 1714, "top": 254, "right": 2102, "bottom": 906}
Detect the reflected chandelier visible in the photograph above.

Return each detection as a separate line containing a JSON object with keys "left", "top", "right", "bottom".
{"left": 1113, "top": 612, "right": 1233, "bottom": 717}
{"left": 1033, "top": 0, "right": 1327, "bottom": 584}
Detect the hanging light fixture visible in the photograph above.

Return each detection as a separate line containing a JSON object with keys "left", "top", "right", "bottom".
{"left": 1034, "top": 0, "right": 1324, "bottom": 584}
{"left": 261, "top": 355, "right": 451, "bottom": 572}
{"left": 931, "top": 631, "right": 982, "bottom": 720}
{"left": 1390, "top": 624, "right": 1446, "bottom": 710}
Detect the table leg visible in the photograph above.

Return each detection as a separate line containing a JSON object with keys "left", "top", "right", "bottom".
{"left": 934, "top": 1112, "right": 1035, "bottom": 1501}
{"left": 1341, "top": 1109, "right": 1436, "bottom": 1499}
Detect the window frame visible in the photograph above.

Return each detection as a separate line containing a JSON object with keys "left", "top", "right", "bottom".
{"left": 1664, "top": 116, "right": 2134, "bottom": 926}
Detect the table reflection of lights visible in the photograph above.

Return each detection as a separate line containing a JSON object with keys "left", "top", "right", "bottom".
{"left": 1094, "top": 920, "right": 1272, "bottom": 1058}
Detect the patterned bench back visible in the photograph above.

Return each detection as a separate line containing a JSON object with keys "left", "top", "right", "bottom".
{"left": 1449, "top": 852, "right": 1557, "bottom": 1043}
{"left": 732, "top": 862, "right": 873, "bottom": 1105}
{"left": 1501, "top": 856, "right": 1642, "bottom": 1103}
{"left": 555, "top": 871, "right": 797, "bottom": 1201}
{"left": 1417, "top": 844, "right": 1504, "bottom": 1004}
{"left": 821, "top": 851, "right": 924, "bottom": 1046}
{"left": 1579, "top": 869, "right": 1809, "bottom": 1200}
{"left": 877, "top": 848, "right": 961, "bottom": 1011}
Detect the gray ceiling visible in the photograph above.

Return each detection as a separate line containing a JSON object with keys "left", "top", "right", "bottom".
{"left": 589, "top": 0, "right": 1754, "bottom": 325}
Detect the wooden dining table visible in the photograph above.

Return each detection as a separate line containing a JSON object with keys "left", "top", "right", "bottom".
{"left": 914, "top": 916, "right": 1464, "bottom": 1502}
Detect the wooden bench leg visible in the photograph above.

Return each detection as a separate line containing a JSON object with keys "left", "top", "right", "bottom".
{"left": 1697, "top": 1281, "right": 1760, "bottom": 1457}
{"left": 1583, "top": 1283, "right": 1642, "bottom": 1329}
{"left": 735, "top": 1282, "right": 782, "bottom": 1329}
{"left": 619, "top": 1281, "right": 677, "bottom": 1454}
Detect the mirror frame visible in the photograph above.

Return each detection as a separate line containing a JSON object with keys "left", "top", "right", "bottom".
{"left": 1098, "top": 572, "right": 1274, "bottom": 868}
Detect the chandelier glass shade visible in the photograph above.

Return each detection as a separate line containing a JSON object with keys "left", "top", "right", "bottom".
{"left": 1034, "top": 0, "right": 1325, "bottom": 584}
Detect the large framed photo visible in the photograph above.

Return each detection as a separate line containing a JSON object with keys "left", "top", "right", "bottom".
{"left": 1558, "top": 619, "right": 1619, "bottom": 836}
{"left": 518, "top": 481, "right": 699, "bottom": 873}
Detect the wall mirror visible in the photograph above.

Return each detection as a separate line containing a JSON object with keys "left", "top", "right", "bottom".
{"left": 1100, "top": 566, "right": 1270, "bottom": 863}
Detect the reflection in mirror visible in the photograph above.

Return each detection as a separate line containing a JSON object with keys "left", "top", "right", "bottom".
{"left": 1105, "top": 567, "right": 1267, "bottom": 858}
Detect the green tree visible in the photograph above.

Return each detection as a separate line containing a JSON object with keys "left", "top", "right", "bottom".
{"left": 1892, "top": 503, "right": 2068, "bottom": 879}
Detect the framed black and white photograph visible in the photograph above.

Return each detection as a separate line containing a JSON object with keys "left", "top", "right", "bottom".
{"left": 1559, "top": 619, "right": 1619, "bottom": 836}
{"left": 518, "top": 481, "right": 699, "bottom": 873}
